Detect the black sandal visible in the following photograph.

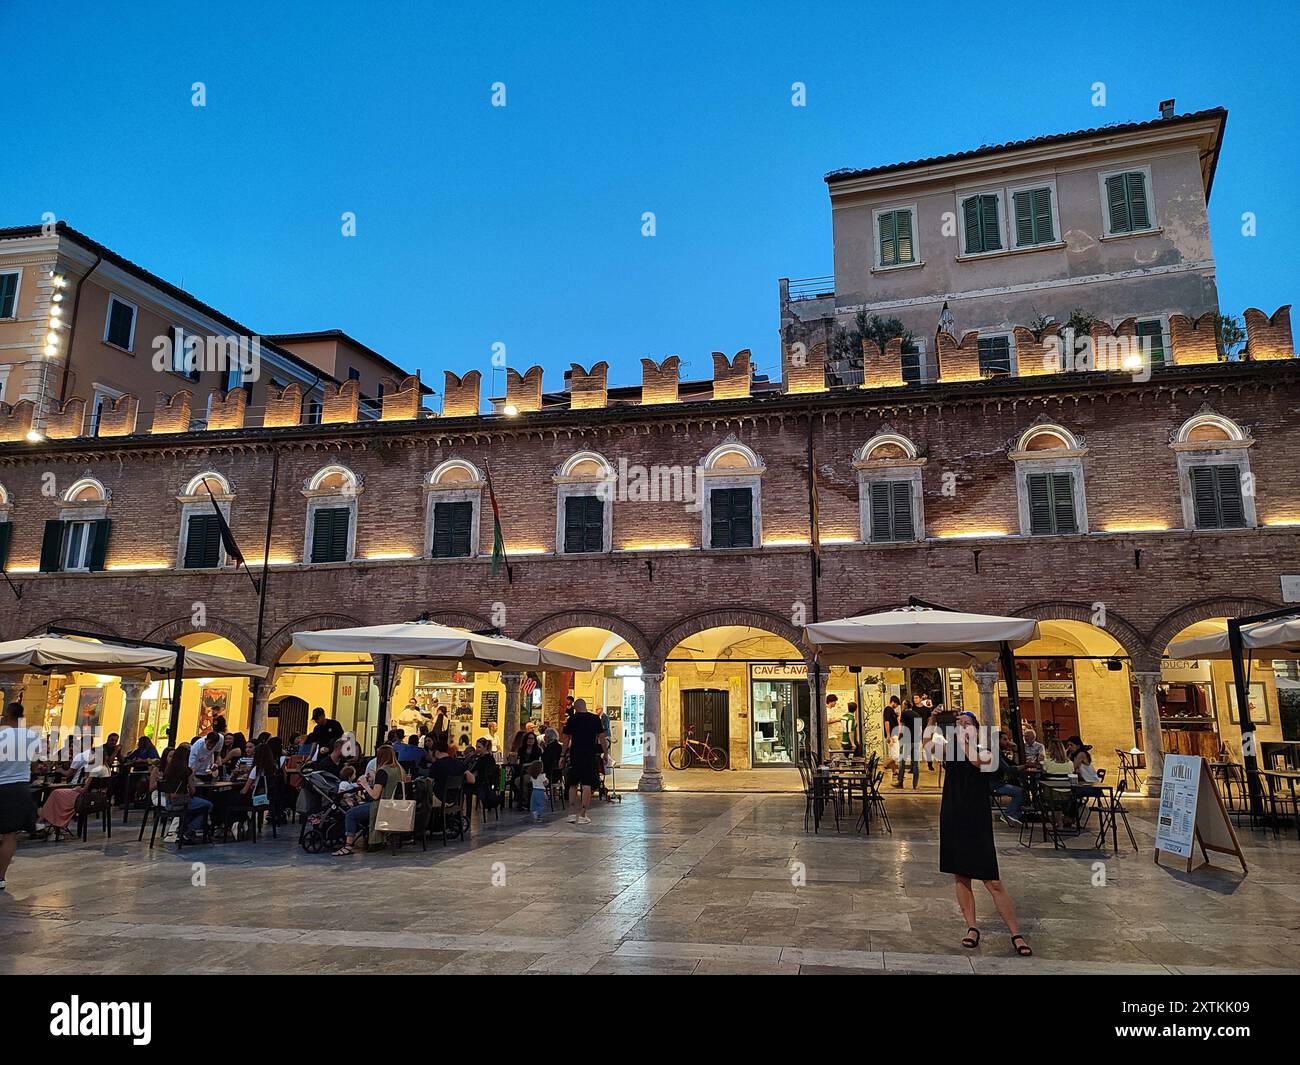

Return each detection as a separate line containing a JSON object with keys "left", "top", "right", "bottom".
{"left": 961, "top": 927, "right": 980, "bottom": 948}
{"left": 1012, "top": 934, "right": 1032, "bottom": 956}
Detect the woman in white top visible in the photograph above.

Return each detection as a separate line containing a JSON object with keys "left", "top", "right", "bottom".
{"left": 0, "top": 702, "right": 44, "bottom": 890}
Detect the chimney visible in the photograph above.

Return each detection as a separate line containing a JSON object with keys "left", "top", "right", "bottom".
{"left": 1158, "top": 98, "right": 1175, "bottom": 120}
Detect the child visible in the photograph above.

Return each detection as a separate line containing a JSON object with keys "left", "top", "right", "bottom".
{"left": 527, "top": 762, "right": 548, "bottom": 822}
{"left": 336, "top": 765, "right": 362, "bottom": 808}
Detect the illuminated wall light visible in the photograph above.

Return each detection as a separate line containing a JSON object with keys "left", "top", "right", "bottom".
{"left": 763, "top": 537, "right": 810, "bottom": 547}
{"left": 936, "top": 530, "right": 1009, "bottom": 540}
{"left": 7, "top": 565, "right": 39, "bottom": 573}
{"left": 820, "top": 536, "right": 856, "bottom": 545}
{"left": 1264, "top": 519, "right": 1300, "bottom": 528}
{"left": 502, "top": 404, "right": 519, "bottom": 417}
{"left": 364, "top": 552, "right": 416, "bottom": 561}
{"left": 509, "top": 547, "right": 547, "bottom": 556}
{"left": 106, "top": 563, "right": 170, "bottom": 571}
{"left": 622, "top": 542, "right": 693, "bottom": 552}
{"left": 1103, "top": 523, "right": 1169, "bottom": 533}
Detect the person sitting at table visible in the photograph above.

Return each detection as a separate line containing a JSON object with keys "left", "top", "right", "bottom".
{"left": 240, "top": 742, "right": 277, "bottom": 806}
{"left": 125, "top": 733, "right": 160, "bottom": 762}
{"left": 541, "top": 728, "right": 563, "bottom": 780}
{"left": 469, "top": 738, "right": 499, "bottom": 811}
{"left": 992, "top": 732, "right": 1026, "bottom": 826}
{"left": 1022, "top": 728, "right": 1045, "bottom": 765}
{"left": 313, "top": 738, "right": 348, "bottom": 778}
{"left": 335, "top": 765, "right": 364, "bottom": 807}
{"left": 1038, "top": 739, "right": 1078, "bottom": 828}
{"left": 333, "top": 745, "right": 406, "bottom": 856}
{"left": 1065, "top": 736, "right": 1102, "bottom": 784}
{"left": 161, "top": 743, "right": 213, "bottom": 842}
{"left": 396, "top": 732, "right": 425, "bottom": 770}
{"left": 429, "top": 739, "right": 475, "bottom": 809}
{"left": 189, "top": 732, "right": 223, "bottom": 777}
{"left": 514, "top": 731, "right": 543, "bottom": 805}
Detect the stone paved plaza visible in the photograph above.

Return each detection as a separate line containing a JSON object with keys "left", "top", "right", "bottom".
{"left": 2, "top": 792, "right": 1298, "bottom": 976}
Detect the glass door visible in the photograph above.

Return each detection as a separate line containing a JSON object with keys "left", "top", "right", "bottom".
{"left": 751, "top": 679, "right": 797, "bottom": 766}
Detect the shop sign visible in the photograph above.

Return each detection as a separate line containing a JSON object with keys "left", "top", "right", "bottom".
{"left": 1282, "top": 575, "right": 1300, "bottom": 603}
{"left": 479, "top": 690, "right": 499, "bottom": 727}
{"left": 751, "top": 663, "right": 808, "bottom": 681}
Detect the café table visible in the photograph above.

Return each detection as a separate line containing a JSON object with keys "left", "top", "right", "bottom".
{"left": 193, "top": 780, "right": 246, "bottom": 841}
{"left": 1258, "top": 769, "right": 1300, "bottom": 837}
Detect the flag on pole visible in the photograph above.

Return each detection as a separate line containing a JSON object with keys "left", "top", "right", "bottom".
{"left": 204, "top": 481, "right": 260, "bottom": 594}
{"left": 483, "top": 463, "right": 512, "bottom": 583}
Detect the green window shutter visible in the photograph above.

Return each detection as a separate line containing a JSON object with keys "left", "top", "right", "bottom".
{"left": 1013, "top": 191, "right": 1035, "bottom": 246}
{"left": 879, "top": 211, "right": 897, "bottom": 266}
{"left": 87, "top": 518, "right": 111, "bottom": 572}
{"left": 1049, "top": 472, "right": 1077, "bottom": 534}
{"left": 963, "top": 198, "right": 982, "bottom": 254}
{"left": 1106, "top": 174, "right": 1130, "bottom": 233}
{"left": 1215, "top": 467, "right": 1246, "bottom": 528}
{"left": 39, "top": 520, "right": 64, "bottom": 572}
{"left": 184, "top": 514, "right": 222, "bottom": 568}
{"left": 432, "top": 501, "right": 473, "bottom": 558}
{"left": 1027, "top": 474, "right": 1053, "bottom": 534}
{"left": 0, "top": 273, "right": 17, "bottom": 318}
{"left": 895, "top": 210, "right": 914, "bottom": 263}
{"left": 0, "top": 522, "right": 11, "bottom": 570}
{"left": 869, "top": 482, "right": 893, "bottom": 542}
{"left": 980, "top": 195, "right": 1001, "bottom": 251}
{"left": 1126, "top": 172, "right": 1150, "bottom": 229}
{"left": 710, "top": 488, "right": 753, "bottom": 548}
{"left": 890, "top": 480, "right": 915, "bottom": 540}
{"left": 106, "top": 300, "right": 134, "bottom": 348}
{"left": 563, "top": 495, "right": 604, "bottom": 554}
{"left": 1136, "top": 319, "right": 1166, "bottom": 366}
{"left": 311, "top": 507, "right": 350, "bottom": 563}
{"left": 1032, "top": 187, "right": 1054, "bottom": 242}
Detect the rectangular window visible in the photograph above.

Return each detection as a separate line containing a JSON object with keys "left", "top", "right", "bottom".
{"left": 563, "top": 495, "right": 605, "bottom": 554}
{"left": 709, "top": 487, "right": 753, "bottom": 549}
{"left": 877, "top": 209, "right": 915, "bottom": 267}
{"left": 1012, "top": 186, "right": 1055, "bottom": 246}
{"left": 432, "top": 500, "right": 474, "bottom": 558}
{"left": 105, "top": 296, "right": 136, "bottom": 350}
{"left": 1189, "top": 465, "right": 1247, "bottom": 530}
{"left": 0, "top": 522, "right": 11, "bottom": 570}
{"left": 0, "top": 271, "right": 18, "bottom": 318}
{"left": 900, "top": 349, "right": 923, "bottom": 384}
{"left": 170, "top": 327, "right": 200, "bottom": 380}
{"left": 977, "top": 335, "right": 1013, "bottom": 376}
{"left": 962, "top": 194, "right": 1002, "bottom": 255}
{"left": 868, "top": 481, "right": 915, "bottom": 543}
{"left": 183, "top": 513, "right": 223, "bottom": 568}
{"left": 1104, "top": 171, "right": 1152, "bottom": 234}
{"left": 1026, "top": 472, "right": 1078, "bottom": 535}
{"left": 310, "top": 506, "right": 351, "bottom": 563}
{"left": 1135, "top": 318, "right": 1168, "bottom": 367}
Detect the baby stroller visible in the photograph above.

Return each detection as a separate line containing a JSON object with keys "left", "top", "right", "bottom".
{"left": 298, "top": 769, "right": 349, "bottom": 854}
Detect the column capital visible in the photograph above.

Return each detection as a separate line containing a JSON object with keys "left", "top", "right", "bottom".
{"left": 641, "top": 672, "right": 664, "bottom": 684}
{"left": 120, "top": 679, "right": 149, "bottom": 697}
{"left": 500, "top": 671, "right": 523, "bottom": 683}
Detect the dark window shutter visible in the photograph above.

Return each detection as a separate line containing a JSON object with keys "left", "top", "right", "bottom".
{"left": 979, "top": 195, "right": 1001, "bottom": 252}
{"left": 963, "top": 198, "right": 982, "bottom": 254}
{"left": 1136, "top": 319, "right": 1167, "bottom": 366}
{"left": 869, "top": 481, "right": 914, "bottom": 542}
{"left": 710, "top": 487, "right": 753, "bottom": 549}
{"left": 895, "top": 210, "right": 914, "bottom": 262}
{"left": 0, "top": 273, "right": 17, "bottom": 318}
{"left": 1106, "top": 174, "right": 1130, "bottom": 232}
{"left": 184, "top": 514, "right": 222, "bottom": 568}
{"left": 1190, "top": 467, "right": 1219, "bottom": 528}
{"left": 311, "top": 507, "right": 350, "bottom": 563}
{"left": 1014, "top": 190, "right": 1034, "bottom": 246}
{"left": 39, "top": 520, "right": 64, "bottom": 572}
{"left": 1050, "top": 472, "right": 1077, "bottom": 534}
{"left": 890, "top": 480, "right": 915, "bottom": 540}
{"left": 879, "top": 211, "right": 897, "bottom": 265}
{"left": 564, "top": 495, "right": 604, "bottom": 554}
{"left": 1215, "top": 467, "right": 1246, "bottom": 528}
{"left": 869, "top": 482, "right": 893, "bottom": 543}
{"left": 1033, "top": 187, "right": 1054, "bottom": 242}
{"left": 87, "top": 518, "right": 111, "bottom": 572}
{"left": 1027, "top": 474, "right": 1053, "bottom": 535}
{"left": 1126, "top": 172, "right": 1150, "bottom": 229}
{"left": 0, "top": 521, "right": 11, "bottom": 570}
{"left": 432, "top": 501, "right": 473, "bottom": 558}
{"left": 106, "top": 300, "right": 134, "bottom": 348}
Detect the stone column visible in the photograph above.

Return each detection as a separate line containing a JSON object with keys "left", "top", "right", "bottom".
{"left": 118, "top": 680, "right": 148, "bottom": 751}
{"left": 1133, "top": 670, "right": 1165, "bottom": 797}
{"left": 500, "top": 672, "right": 522, "bottom": 742}
{"left": 814, "top": 668, "right": 831, "bottom": 761}
{"left": 250, "top": 682, "right": 272, "bottom": 738}
{"left": 974, "top": 669, "right": 999, "bottom": 731}
{"left": 638, "top": 671, "right": 665, "bottom": 792}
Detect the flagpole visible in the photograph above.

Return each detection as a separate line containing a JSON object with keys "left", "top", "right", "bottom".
{"left": 205, "top": 481, "right": 260, "bottom": 595}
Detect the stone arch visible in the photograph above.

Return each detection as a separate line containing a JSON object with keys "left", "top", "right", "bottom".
{"left": 652, "top": 607, "right": 806, "bottom": 667}
{"left": 143, "top": 616, "right": 257, "bottom": 663}
{"left": 520, "top": 610, "right": 653, "bottom": 665}
{"left": 1012, "top": 600, "right": 1150, "bottom": 667}
{"left": 261, "top": 612, "right": 365, "bottom": 669}
{"left": 19, "top": 615, "right": 123, "bottom": 641}
{"left": 422, "top": 610, "right": 495, "bottom": 632}
{"left": 1147, "top": 595, "right": 1282, "bottom": 658}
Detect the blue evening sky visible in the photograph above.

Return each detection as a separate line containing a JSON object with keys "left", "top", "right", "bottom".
{"left": 3, "top": 0, "right": 1297, "bottom": 395}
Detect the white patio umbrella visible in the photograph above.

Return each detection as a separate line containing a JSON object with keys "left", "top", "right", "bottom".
{"left": 1167, "top": 617, "right": 1300, "bottom": 661}
{"left": 0, "top": 634, "right": 267, "bottom": 679}
{"left": 291, "top": 621, "right": 590, "bottom": 672}
{"left": 803, "top": 605, "right": 1040, "bottom": 667}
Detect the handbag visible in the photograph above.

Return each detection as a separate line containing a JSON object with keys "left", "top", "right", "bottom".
{"left": 374, "top": 781, "right": 416, "bottom": 834}
{"left": 251, "top": 775, "right": 270, "bottom": 808}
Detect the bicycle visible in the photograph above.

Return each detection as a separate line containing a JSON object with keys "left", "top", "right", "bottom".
{"left": 667, "top": 727, "right": 729, "bottom": 771}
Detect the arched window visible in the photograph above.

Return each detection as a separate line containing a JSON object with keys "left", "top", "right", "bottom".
{"left": 1009, "top": 423, "right": 1088, "bottom": 536}
{"left": 555, "top": 451, "right": 614, "bottom": 555}
{"left": 700, "top": 440, "right": 764, "bottom": 549}
{"left": 1171, "top": 411, "right": 1255, "bottom": 531}
{"left": 177, "top": 471, "right": 235, "bottom": 570}
{"left": 854, "top": 431, "right": 925, "bottom": 543}
{"left": 424, "top": 459, "right": 484, "bottom": 559}
{"left": 42, "top": 477, "right": 111, "bottom": 573}
{"left": 302, "top": 464, "right": 361, "bottom": 564}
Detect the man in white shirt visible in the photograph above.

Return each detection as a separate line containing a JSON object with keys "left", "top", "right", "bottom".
{"left": 189, "top": 732, "right": 223, "bottom": 775}
{"left": 1, "top": 702, "right": 45, "bottom": 890}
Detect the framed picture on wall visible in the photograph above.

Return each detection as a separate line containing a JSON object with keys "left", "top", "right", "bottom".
{"left": 199, "top": 686, "right": 231, "bottom": 734}
{"left": 1225, "top": 682, "right": 1269, "bottom": 725}
{"left": 75, "top": 687, "right": 104, "bottom": 731}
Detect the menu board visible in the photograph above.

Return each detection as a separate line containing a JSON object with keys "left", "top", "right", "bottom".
{"left": 1154, "top": 754, "right": 1247, "bottom": 874}
{"left": 479, "top": 690, "right": 500, "bottom": 727}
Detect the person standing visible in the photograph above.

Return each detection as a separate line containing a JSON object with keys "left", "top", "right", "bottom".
{"left": 0, "top": 703, "right": 42, "bottom": 891}
{"left": 940, "top": 711, "right": 1031, "bottom": 957}
{"left": 306, "top": 707, "right": 342, "bottom": 756}
{"left": 883, "top": 696, "right": 901, "bottom": 767}
{"left": 562, "top": 698, "right": 607, "bottom": 825}
{"left": 431, "top": 703, "right": 450, "bottom": 748}
{"left": 894, "top": 696, "right": 923, "bottom": 788}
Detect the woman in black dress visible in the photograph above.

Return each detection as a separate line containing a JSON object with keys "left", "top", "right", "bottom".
{"left": 940, "top": 711, "right": 1031, "bottom": 956}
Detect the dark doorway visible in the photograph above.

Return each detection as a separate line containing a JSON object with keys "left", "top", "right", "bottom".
{"left": 681, "top": 688, "right": 729, "bottom": 751}
{"left": 271, "top": 695, "right": 309, "bottom": 741}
